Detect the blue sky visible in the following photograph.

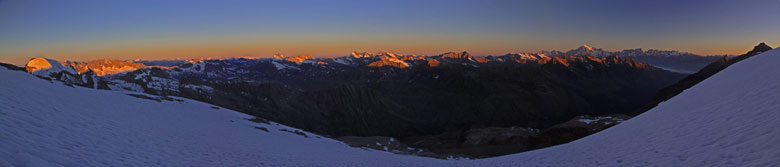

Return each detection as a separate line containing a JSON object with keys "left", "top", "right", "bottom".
{"left": 0, "top": 0, "right": 779, "bottom": 65}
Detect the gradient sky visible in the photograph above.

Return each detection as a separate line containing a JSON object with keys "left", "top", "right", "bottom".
{"left": 1, "top": 0, "right": 779, "bottom": 65}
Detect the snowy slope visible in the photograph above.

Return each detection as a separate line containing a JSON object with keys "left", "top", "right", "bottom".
{"left": 0, "top": 68, "right": 443, "bottom": 166}
{"left": 2, "top": 48, "right": 780, "bottom": 166}
{"left": 464, "top": 48, "right": 780, "bottom": 166}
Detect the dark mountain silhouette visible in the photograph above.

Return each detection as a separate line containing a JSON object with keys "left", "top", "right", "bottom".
{"left": 0, "top": 63, "right": 24, "bottom": 71}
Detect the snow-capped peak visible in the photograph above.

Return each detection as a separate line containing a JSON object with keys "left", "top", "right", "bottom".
{"left": 283, "top": 55, "right": 314, "bottom": 64}
{"left": 350, "top": 51, "right": 396, "bottom": 59}
{"left": 351, "top": 51, "right": 368, "bottom": 59}
{"left": 273, "top": 53, "right": 285, "bottom": 60}
{"left": 566, "top": 45, "right": 609, "bottom": 57}
{"left": 580, "top": 45, "right": 595, "bottom": 51}
{"left": 24, "top": 58, "right": 76, "bottom": 77}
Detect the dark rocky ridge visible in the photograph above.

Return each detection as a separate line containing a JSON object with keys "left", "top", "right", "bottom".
{"left": 0, "top": 63, "right": 25, "bottom": 71}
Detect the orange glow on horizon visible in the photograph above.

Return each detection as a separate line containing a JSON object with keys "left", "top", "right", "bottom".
{"left": 0, "top": 39, "right": 762, "bottom": 66}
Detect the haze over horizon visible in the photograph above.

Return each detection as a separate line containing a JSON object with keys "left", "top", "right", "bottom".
{"left": 1, "top": 0, "right": 779, "bottom": 65}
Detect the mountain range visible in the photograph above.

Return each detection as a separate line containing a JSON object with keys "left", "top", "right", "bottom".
{"left": 541, "top": 45, "right": 722, "bottom": 73}
{"left": 23, "top": 45, "right": 718, "bottom": 78}
{"left": 16, "top": 46, "right": 697, "bottom": 157}
{"left": 1, "top": 44, "right": 778, "bottom": 166}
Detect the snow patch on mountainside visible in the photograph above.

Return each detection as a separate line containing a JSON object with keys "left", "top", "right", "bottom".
{"left": 271, "top": 61, "right": 287, "bottom": 70}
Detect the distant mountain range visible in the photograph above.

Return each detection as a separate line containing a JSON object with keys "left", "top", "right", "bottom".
{"left": 13, "top": 47, "right": 694, "bottom": 157}
{"left": 2, "top": 43, "right": 779, "bottom": 165}
{"left": 539, "top": 45, "right": 722, "bottom": 73}
{"left": 9, "top": 44, "right": 748, "bottom": 158}
{"left": 19, "top": 45, "right": 719, "bottom": 78}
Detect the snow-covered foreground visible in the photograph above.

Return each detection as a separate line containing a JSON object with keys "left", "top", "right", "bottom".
{"left": 2, "top": 48, "right": 780, "bottom": 166}
{"left": 0, "top": 67, "right": 443, "bottom": 166}
{"left": 467, "top": 48, "right": 780, "bottom": 166}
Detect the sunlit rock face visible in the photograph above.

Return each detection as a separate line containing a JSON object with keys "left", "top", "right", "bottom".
{"left": 24, "top": 58, "right": 99, "bottom": 87}
{"left": 284, "top": 55, "right": 315, "bottom": 64}
{"left": 25, "top": 58, "right": 77, "bottom": 76}
{"left": 426, "top": 59, "right": 441, "bottom": 67}
{"left": 25, "top": 58, "right": 53, "bottom": 73}
{"left": 26, "top": 58, "right": 146, "bottom": 77}
{"left": 437, "top": 51, "right": 474, "bottom": 61}
{"left": 64, "top": 60, "right": 146, "bottom": 76}
{"left": 367, "top": 55, "right": 409, "bottom": 68}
